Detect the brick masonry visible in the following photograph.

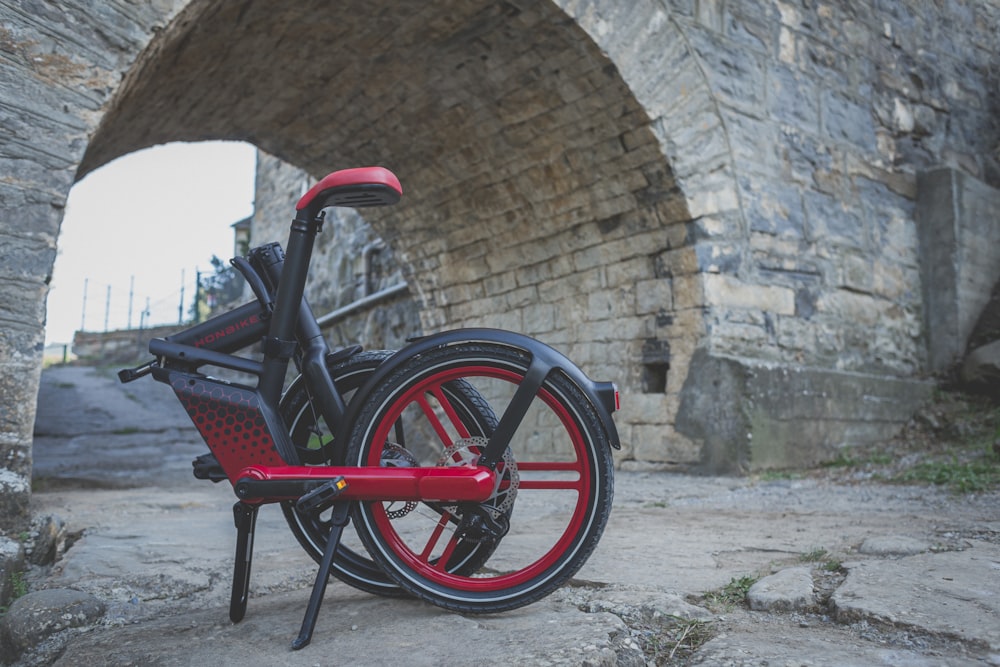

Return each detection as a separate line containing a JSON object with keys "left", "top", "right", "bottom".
{"left": 2, "top": 0, "right": 999, "bottom": 526}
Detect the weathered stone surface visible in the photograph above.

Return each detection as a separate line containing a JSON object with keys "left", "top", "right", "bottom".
{"left": 858, "top": 535, "right": 929, "bottom": 558}
{"left": 961, "top": 340, "right": 1000, "bottom": 389}
{"left": 0, "top": 468, "right": 31, "bottom": 534}
{"left": 832, "top": 544, "right": 1000, "bottom": 651}
{"left": 0, "top": 588, "right": 106, "bottom": 662}
{"left": 676, "top": 349, "right": 935, "bottom": 473}
{"left": 22, "top": 387, "right": 1000, "bottom": 666}
{"left": 0, "top": 536, "right": 26, "bottom": 610}
{"left": 25, "top": 514, "right": 66, "bottom": 567}
{"left": 747, "top": 566, "right": 815, "bottom": 612}
{"left": 3, "top": 0, "right": 1000, "bottom": 520}
{"left": 918, "top": 169, "right": 1000, "bottom": 375}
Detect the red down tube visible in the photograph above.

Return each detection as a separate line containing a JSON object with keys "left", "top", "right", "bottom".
{"left": 236, "top": 465, "right": 497, "bottom": 502}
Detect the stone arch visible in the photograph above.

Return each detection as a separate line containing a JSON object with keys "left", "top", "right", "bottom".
{"left": 12, "top": 0, "right": 985, "bottom": 528}
{"left": 80, "top": 0, "right": 721, "bottom": 465}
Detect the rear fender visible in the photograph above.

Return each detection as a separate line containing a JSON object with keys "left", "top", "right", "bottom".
{"left": 334, "top": 328, "right": 620, "bottom": 454}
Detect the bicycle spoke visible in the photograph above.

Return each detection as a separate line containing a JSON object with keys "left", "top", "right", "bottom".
{"left": 414, "top": 392, "right": 454, "bottom": 448}
{"left": 516, "top": 461, "right": 583, "bottom": 490}
{"left": 416, "top": 512, "right": 452, "bottom": 562}
{"left": 429, "top": 384, "right": 473, "bottom": 440}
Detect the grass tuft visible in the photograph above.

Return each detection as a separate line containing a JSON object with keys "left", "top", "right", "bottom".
{"left": 703, "top": 575, "right": 759, "bottom": 611}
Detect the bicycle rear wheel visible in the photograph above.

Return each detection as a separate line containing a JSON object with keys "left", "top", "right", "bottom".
{"left": 280, "top": 349, "right": 499, "bottom": 597}
{"left": 346, "top": 341, "right": 614, "bottom": 614}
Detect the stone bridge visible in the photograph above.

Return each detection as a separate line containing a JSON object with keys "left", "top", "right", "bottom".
{"left": 2, "top": 0, "right": 1000, "bottom": 529}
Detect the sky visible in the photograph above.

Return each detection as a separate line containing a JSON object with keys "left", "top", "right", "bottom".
{"left": 45, "top": 142, "right": 258, "bottom": 345}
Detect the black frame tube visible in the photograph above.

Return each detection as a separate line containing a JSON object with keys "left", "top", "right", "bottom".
{"left": 147, "top": 221, "right": 351, "bottom": 450}
{"left": 165, "top": 301, "right": 268, "bottom": 354}
{"left": 258, "top": 212, "right": 321, "bottom": 405}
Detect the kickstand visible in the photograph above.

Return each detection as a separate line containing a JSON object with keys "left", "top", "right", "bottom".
{"left": 291, "top": 499, "right": 350, "bottom": 650}
{"left": 230, "top": 501, "right": 259, "bottom": 623}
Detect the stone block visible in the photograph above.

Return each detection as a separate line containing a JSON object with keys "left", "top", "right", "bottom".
{"left": 675, "top": 349, "right": 934, "bottom": 473}
{"left": 683, "top": 174, "right": 742, "bottom": 219}
{"left": 635, "top": 277, "right": 672, "bottom": 315}
{"left": 767, "top": 63, "right": 820, "bottom": 131}
{"left": 820, "top": 88, "right": 877, "bottom": 151}
{"left": 747, "top": 566, "right": 814, "bottom": 612}
{"left": 0, "top": 588, "right": 106, "bottom": 662}
{"left": 0, "top": 469, "right": 30, "bottom": 534}
{"left": 686, "top": 24, "right": 766, "bottom": 113}
{"left": 0, "top": 536, "right": 25, "bottom": 610}
{"left": 803, "top": 190, "right": 866, "bottom": 248}
{"left": 740, "top": 177, "right": 807, "bottom": 238}
{"left": 917, "top": 168, "right": 1000, "bottom": 373}
{"left": 703, "top": 273, "right": 795, "bottom": 315}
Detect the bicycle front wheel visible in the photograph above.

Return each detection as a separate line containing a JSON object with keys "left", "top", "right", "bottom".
{"left": 346, "top": 341, "right": 614, "bottom": 614}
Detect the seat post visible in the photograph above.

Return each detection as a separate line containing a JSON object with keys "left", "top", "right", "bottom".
{"left": 258, "top": 209, "right": 322, "bottom": 405}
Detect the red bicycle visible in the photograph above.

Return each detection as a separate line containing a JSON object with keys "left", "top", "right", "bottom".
{"left": 119, "top": 167, "right": 619, "bottom": 649}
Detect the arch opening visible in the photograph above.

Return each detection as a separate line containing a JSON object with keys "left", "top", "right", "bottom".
{"left": 80, "top": 0, "right": 696, "bottom": 465}
{"left": 49, "top": 141, "right": 256, "bottom": 350}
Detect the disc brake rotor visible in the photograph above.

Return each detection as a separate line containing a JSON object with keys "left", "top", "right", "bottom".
{"left": 380, "top": 443, "right": 419, "bottom": 519}
{"left": 437, "top": 436, "right": 519, "bottom": 518}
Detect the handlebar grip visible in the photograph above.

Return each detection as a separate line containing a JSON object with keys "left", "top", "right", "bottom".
{"left": 118, "top": 360, "right": 157, "bottom": 383}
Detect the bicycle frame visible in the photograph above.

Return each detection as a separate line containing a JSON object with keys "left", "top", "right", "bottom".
{"left": 118, "top": 166, "right": 620, "bottom": 649}
{"left": 121, "top": 170, "right": 484, "bottom": 499}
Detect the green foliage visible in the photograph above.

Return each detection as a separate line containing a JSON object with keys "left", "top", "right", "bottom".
{"left": 191, "top": 255, "right": 246, "bottom": 322}
{"left": 11, "top": 571, "right": 27, "bottom": 599}
{"left": 897, "top": 457, "right": 1000, "bottom": 494}
{"left": 704, "top": 575, "right": 758, "bottom": 610}
{"left": 799, "top": 547, "right": 828, "bottom": 563}
{"left": 820, "top": 391, "right": 1000, "bottom": 494}
{"left": 0, "top": 571, "right": 29, "bottom": 616}
{"left": 799, "top": 547, "right": 844, "bottom": 572}
{"left": 821, "top": 452, "right": 893, "bottom": 468}
{"left": 823, "top": 559, "right": 844, "bottom": 572}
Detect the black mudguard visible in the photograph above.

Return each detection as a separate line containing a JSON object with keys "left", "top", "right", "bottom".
{"left": 335, "top": 328, "right": 620, "bottom": 454}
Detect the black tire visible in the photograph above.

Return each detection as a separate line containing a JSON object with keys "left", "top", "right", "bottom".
{"left": 346, "top": 342, "right": 614, "bottom": 614}
{"left": 279, "top": 349, "right": 499, "bottom": 597}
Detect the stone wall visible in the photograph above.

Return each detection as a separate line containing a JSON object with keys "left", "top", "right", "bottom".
{"left": 0, "top": 0, "right": 189, "bottom": 530}
{"left": 71, "top": 325, "right": 181, "bottom": 366}
{"left": 2, "top": 0, "right": 1000, "bottom": 528}
{"left": 556, "top": 0, "right": 997, "bottom": 470}
{"left": 636, "top": 0, "right": 999, "bottom": 380}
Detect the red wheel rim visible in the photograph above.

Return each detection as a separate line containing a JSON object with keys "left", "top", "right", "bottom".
{"left": 364, "top": 365, "right": 594, "bottom": 592}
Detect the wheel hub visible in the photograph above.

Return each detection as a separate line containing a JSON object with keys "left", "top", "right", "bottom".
{"left": 437, "top": 436, "right": 519, "bottom": 518}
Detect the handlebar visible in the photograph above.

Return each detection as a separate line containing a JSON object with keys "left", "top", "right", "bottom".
{"left": 118, "top": 359, "right": 158, "bottom": 383}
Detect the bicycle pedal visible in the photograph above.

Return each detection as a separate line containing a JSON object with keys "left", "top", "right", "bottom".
{"left": 296, "top": 477, "right": 348, "bottom": 514}
{"left": 192, "top": 452, "right": 227, "bottom": 483}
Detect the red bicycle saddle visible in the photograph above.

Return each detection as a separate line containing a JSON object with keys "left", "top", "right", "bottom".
{"left": 296, "top": 167, "right": 402, "bottom": 215}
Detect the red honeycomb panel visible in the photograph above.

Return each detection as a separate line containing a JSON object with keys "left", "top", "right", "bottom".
{"left": 171, "top": 375, "right": 285, "bottom": 482}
